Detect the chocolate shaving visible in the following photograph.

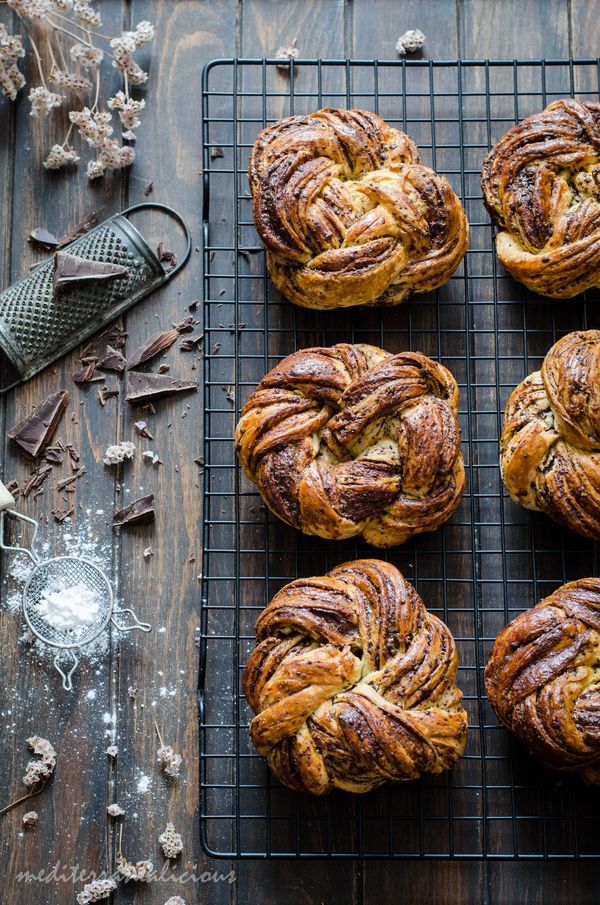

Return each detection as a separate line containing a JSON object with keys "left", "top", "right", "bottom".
{"left": 53, "top": 252, "right": 129, "bottom": 294}
{"left": 180, "top": 333, "right": 204, "bottom": 353}
{"left": 98, "top": 345, "right": 126, "bottom": 374}
{"left": 29, "top": 227, "right": 60, "bottom": 250}
{"left": 51, "top": 506, "right": 74, "bottom": 523}
{"left": 134, "top": 420, "right": 153, "bottom": 440}
{"left": 5, "top": 479, "right": 20, "bottom": 498}
{"left": 143, "top": 181, "right": 153, "bottom": 197}
{"left": 210, "top": 146, "right": 224, "bottom": 159}
{"left": 73, "top": 359, "right": 104, "bottom": 384}
{"left": 66, "top": 444, "right": 80, "bottom": 464}
{"left": 8, "top": 391, "right": 69, "bottom": 459}
{"left": 97, "top": 385, "right": 119, "bottom": 406}
{"left": 156, "top": 243, "right": 177, "bottom": 273}
{"left": 113, "top": 493, "right": 155, "bottom": 527}
{"left": 125, "top": 372, "right": 198, "bottom": 405}
{"left": 173, "top": 315, "right": 196, "bottom": 333}
{"left": 44, "top": 448, "right": 64, "bottom": 465}
{"left": 21, "top": 465, "right": 52, "bottom": 498}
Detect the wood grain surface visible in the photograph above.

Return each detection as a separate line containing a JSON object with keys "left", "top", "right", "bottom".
{"left": 0, "top": 2, "right": 600, "bottom": 904}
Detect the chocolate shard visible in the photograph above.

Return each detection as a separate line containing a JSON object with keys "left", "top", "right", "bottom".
{"left": 98, "top": 344, "right": 126, "bottom": 374}
{"left": 113, "top": 493, "right": 155, "bottom": 527}
{"left": 125, "top": 372, "right": 198, "bottom": 405}
{"left": 30, "top": 227, "right": 60, "bottom": 250}
{"left": 8, "top": 391, "right": 69, "bottom": 459}
{"left": 53, "top": 251, "right": 129, "bottom": 294}
{"left": 126, "top": 329, "right": 179, "bottom": 370}
{"left": 156, "top": 243, "right": 177, "bottom": 272}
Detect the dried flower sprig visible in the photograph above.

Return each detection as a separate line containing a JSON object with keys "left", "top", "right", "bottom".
{"left": 0, "top": 736, "right": 56, "bottom": 819}
{"left": 154, "top": 723, "right": 182, "bottom": 780}
{"left": 1, "top": 1, "right": 154, "bottom": 178}
{"left": 76, "top": 877, "right": 117, "bottom": 904}
{"left": 158, "top": 821, "right": 183, "bottom": 859}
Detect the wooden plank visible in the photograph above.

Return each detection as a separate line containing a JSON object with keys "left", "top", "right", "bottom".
{"left": 571, "top": 0, "right": 600, "bottom": 56}
{"left": 460, "top": 0, "right": 569, "bottom": 57}
{"left": 353, "top": 0, "right": 458, "bottom": 60}
{"left": 0, "top": 3, "right": 126, "bottom": 903}
{"left": 111, "top": 2, "right": 235, "bottom": 903}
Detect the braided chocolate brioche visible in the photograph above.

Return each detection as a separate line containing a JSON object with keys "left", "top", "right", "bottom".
{"left": 482, "top": 99, "right": 600, "bottom": 298}
{"left": 249, "top": 107, "right": 469, "bottom": 309}
{"left": 486, "top": 579, "right": 600, "bottom": 782}
{"left": 501, "top": 330, "right": 600, "bottom": 540}
{"left": 244, "top": 559, "right": 468, "bottom": 794}
{"left": 235, "top": 343, "right": 465, "bottom": 548}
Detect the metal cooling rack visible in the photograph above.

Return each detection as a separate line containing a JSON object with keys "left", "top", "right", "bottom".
{"left": 200, "top": 58, "right": 600, "bottom": 860}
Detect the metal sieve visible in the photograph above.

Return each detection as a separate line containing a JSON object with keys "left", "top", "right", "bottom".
{"left": 0, "top": 481, "right": 151, "bottom": 690}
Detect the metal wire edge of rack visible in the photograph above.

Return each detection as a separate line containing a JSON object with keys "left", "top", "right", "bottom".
{"left": 200, "top": 58, "right": 600, "bottom": 860}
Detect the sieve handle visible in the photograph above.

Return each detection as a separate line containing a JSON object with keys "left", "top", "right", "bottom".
{"left": 120, "top": 202, "right": 192, "bottom": 280}
{"left": 0, "top": 481, "right": 15, "bottom": 512}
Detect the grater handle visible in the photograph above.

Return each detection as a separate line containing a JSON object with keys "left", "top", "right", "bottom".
{"left": 121, "top": 202, "right": 192, "bottom": 280}
{"left": 0, "top": 481, "right": 15, "bottom": 511}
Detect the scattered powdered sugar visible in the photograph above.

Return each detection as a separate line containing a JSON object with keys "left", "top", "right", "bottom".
{"left": 36, "top": 581, "right": 101, "bottom": 630}
{"left": 136, "top": 773, "right": 151, "bottom": 794}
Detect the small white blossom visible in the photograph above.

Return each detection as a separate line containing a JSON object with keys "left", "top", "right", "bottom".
{"left": 0, "top": 63, "right": 26, "bottom": 101}
{"left": 116, "top": 856, "right": 153, "bottom": 882}
{"left": 157, "top": 744, "right": 182, "bottom": 779}
{"left": 43, "top": 143, "right": 80, "bottom": 170}
{"left": 7, "top": 0, "right": 50, "bottom": 19}
{"left": 76, "top": 877, "right": 117, "bottom": 904}
{"left": 73, "top": 0, "right": 101, "bottom": 27}
{"left": 49, "top": 0, "right": 73, "bottom": 10}
{"left": 49, "top": 65, "right": 93, "bottom": 92}
{"left": 22, "top": 736, "right": 56, "bottom": 787}
{"left": 22, "top": 810, "right": 38, "bottom": 827}
{"left": 70, "top": 43, "right": 104, "bottom": 69}
{"left": 29, "top": 86, "right": 63, "bottom": 118}
{"left": 275, "top": 43, "right": 299, "bottom": 69}
{"left": 133, "top": 21, "right": 154, "bottom": 47}
{"left": 108, "top": 91, "right": 145, "bottom": 130}
{"left": 103, "top": 440, "right": 135, "bottom": 466}
{"left": 106, "top": 745, "right": 118, "bottom": 758}
{"left": 86, "top": 159, "right": 105, "bottom": 179}
{"left": 163, "top": 898, "right": 187, "bottom": 905}
{"left": 396, "top": 29, "right": 426, "bottom": 56}
{"left": 107, "top": 803, "right": 125, "bottom": 817}
{"left": 159, "top": 822, "right": 183, "bottom": 859}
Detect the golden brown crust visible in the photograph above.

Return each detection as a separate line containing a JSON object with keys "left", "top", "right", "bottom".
{"left": 235, "top": 343, "right": 465, "bottom": 548}
{"left": 244, "top": 559, "right": 468, "bottom": 794}
{"left": 249, "top": 108, "right": 469, "bottom": 309}
{"left": 485, "top": 578, "right": 600, "bottom": 781}
{"left": 500, "top": 330, "right": 600, "bottom": 539}
{"left": 481, "top": 99, "right": 600, "bottom": 298}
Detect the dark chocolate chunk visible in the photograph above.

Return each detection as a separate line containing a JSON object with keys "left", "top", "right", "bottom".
{"left": 73, "top": 359, "right": 104, "bottom": 383}
{"left": 126, "top": 329, "right": 179, "bottom": 370}
{"left": 29, "top": 227, "right": 60, "bottom": 250}
{"left": 53, "top": 251, "right": 129, "bottom": 294}
{"left": 51, "top": 506, "right": 74, "bottom": 523}
{"left": 210, "top": 146, "right": 224, "bottom": 159}
{"left": 98, "top": 345, "right": 126, "bottom": 374}
{"left": 143, "top": 181, "right": 153, "bottom": 197}
{"left": 113, "top": 493, "right": 155, "bottom": 527}
{"left": 134, "top": 420, "right": 153, "bottom": 440}
{"left": 180, "top": 333, "right": 204, "bottom": 353}
{"left": 8, "top": 391, "right": 69, "bottom": 459}
{"left": 156, "top": 243, "right": 177, "bottom": 273}
{"left": 125, "top": 372, "right": 198, "bottom": 404}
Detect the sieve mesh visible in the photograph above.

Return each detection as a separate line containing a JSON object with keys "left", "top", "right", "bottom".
{"left": 22, "top": 556, "right": 113, "bottom": 648}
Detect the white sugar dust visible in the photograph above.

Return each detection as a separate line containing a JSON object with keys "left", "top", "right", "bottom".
{"left": 36, "top": 581, "right": 101, "bottom": 631}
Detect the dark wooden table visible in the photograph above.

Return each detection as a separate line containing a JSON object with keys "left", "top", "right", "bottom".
{"left": 1, "top": 1, "right": 600, "bottom": 903}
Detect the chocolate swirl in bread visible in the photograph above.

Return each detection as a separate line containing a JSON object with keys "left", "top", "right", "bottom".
{"left": 244, "top": 559, "right": 468, "bottom": 794}
{"left": 486, "top": 578, "right": 600, "bottom": 782}
{"left": 501, "top": 330, "right": 600, "bottom": 540}
{"left": 482, "top": 99, "right": 600, "bottom": 297}
{"left": 235, "top": 343, "right": 465, "bottom": 548}
{"left": 249, "top": 107, "right": 469, "bottom": 309}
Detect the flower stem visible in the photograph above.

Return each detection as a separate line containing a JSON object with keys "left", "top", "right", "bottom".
{"left": 0, "top": 781, "right": 47, "bottom": 818}
{"left": 28, "top": 33, "right": 47, "bottom": 89}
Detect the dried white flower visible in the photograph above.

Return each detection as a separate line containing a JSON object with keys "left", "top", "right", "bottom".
{"left": 107, "top": 803, "right": 125, "bottom": 817}
{"left": 73, "top": 0, "right": 101, "bottom": 27}
{"left": 7, "top": 0, "right": 49, "bottom": 19}
{"left": 69, "top": 107, "right": 113, "bottom": 148}
{"left": 28, "top": 86, "right": 63, "bottom": 118}
{"left": 396, "top": 29, "right": 426, "bottom": 56}
{"left": 70, "top": 43, "right": 104, "bottom": 69}
{"left": 158, "top": 822, "right": 183, "bottom": 859}
{"left": 43, "top": 143, "right": 80, "bottom": 170}
{"left": 106, "top": 745, "right": 118, "bottom": 758}
{"left": 49, "top": 0, "right": 73, "bottom": 10}
{"left": 117, "top": 856, "right": 153, "bottom": 882}
{"left": 157, "top": 744, "right": 182, "bottom": 779}
{"left": 0, "top": 24, "right": 25, "bottom": 64}
{"left": 86, "top": 159, "right": 105, "bottom": 179}
{"left": 163, "top": 898, "right": 186, "bottom": 905}
{"left": 76, "top": 877, "right": 118, "bottom": 904}
{"left": 103, "top": 440, "right": 135, "bottom": 466}
{"left": 49, "top": 65, "right": 93, "bottom": 92}
{"left": 107, "top": 91, "right": 145, "bottom": 130}
{"left": 142, "top": 450, "right": 161, "bottom": 465}
{"left": 133, "top": 21, "right": 154, "bottom": 47}
{"left": 23, "top": 736, "right": 56, "bottom": 787}
{"left": 122, "top": 130, "right": 137, "bottom": 141}
{"left": 0, "top": 63, "right": 26, "bottom": 101}
{"left": 142, "top": 547, "right": 153, "bottom": 558}
{"left": 275, "top": 43, "right": 299, "bottom": 70}
{"left": 22, "top": 810, "right": 38, "bottom": 827}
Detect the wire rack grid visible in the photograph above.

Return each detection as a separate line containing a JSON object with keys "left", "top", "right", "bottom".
{"left": 200, "top": 58, "right": 600, "bottom": 860}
